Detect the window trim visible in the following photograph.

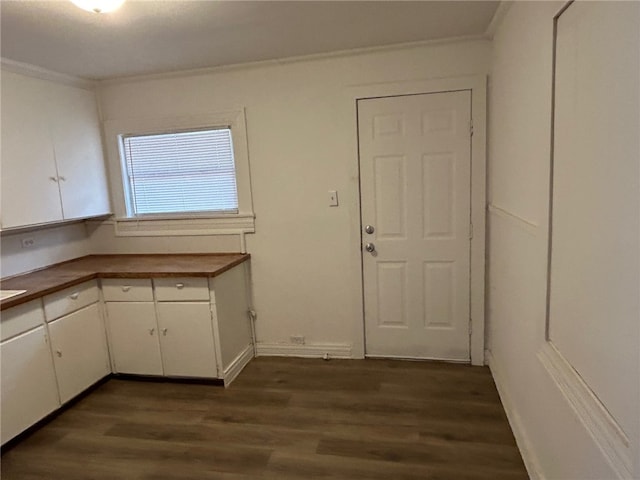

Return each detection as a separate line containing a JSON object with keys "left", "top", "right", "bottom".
{"left": 103, "top": 109, "right": 254, "bottom": 237}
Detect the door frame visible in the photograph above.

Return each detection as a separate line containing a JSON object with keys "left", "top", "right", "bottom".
{"left": 345, "top": 75, "right": 487, "bottom": 365}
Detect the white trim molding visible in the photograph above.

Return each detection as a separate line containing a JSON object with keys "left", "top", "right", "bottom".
{"left": 223, "top": 344, "right": 254, "bottom": 387}
{"left": 538, "top": 342, "right": 633, "bottom": 479}
{"left": 255, "top": 342, "right": 353, "bottom": 359}
{"left": 0, "top": 57, "right": 95, "bottom": 90}
{"left": 99, "top": 36, "right": 487, "bottom": 86}
{"left": 488, "top": 203, "right": 539, "bottom": 237}
{"left": 486, "top": 349, "right": 545, "bottom": 480}
{"left": 484, "top": 1, "right": 514, "bottom": 39}
{"left": 110, "top": 214, "right": 255, "bottom": 237}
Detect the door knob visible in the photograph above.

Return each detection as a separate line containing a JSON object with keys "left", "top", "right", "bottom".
{"left": 364, "top": 225, "right": 375, "bottom": 234}
{"left": 365, "top": 243, "right": 376, "bottom": 253}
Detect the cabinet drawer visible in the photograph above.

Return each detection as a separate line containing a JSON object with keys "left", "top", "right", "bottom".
{"left": 154, "top": 278, "right": 210, "bottom": 301}
{"left": 102, "top": 279, "right": 153, "bottom": 302}
{"left": 0, "top": 300, "right": 45, "bottom": 342}
{"left": 43, "top": 281, "right": 99, "bottom": 321}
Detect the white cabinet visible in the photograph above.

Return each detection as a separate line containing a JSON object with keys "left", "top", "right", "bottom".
{"left": 48, "top": 304, "right": 111, "bottom": 403}
{"left": 1, "top": 301, "right": 60, "bottom": 444}
{"left": 0, "top": 69, "right": 111, "bottom": 229}
{"left": 47, "top": 81, "right": 110, "bottom": 221}
{"left": 0, "top": 71, "right": 63, "bottom": 227}
{"left": 43, "top": 280, "right": 110, "bottom": 404}
{"left": 105, "top": 302, "right": 163, "bottom": 375}
{"left": 103, "top": 270, "right": 253, "bottom": 383}
{"left": 156, "top": 302, "right": 217, "bottom": 378}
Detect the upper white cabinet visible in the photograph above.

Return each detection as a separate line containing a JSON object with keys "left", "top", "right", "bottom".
{"left": 0, "top": 69, "right": 111, "bottom": 229}
{"left": 47, "top": 81, "right": 111, "bottom": 221}
{"left": 0, "top": 71, "right": 63, "bottom": 227}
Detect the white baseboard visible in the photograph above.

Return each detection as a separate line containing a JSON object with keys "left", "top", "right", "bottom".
{"left": 255, "top": 342, "right": 353, "bottom": 359}
{"left": 223, "top": 344, "right": 254, "bottom": 387}
{"left": 538, "top": 342, "right": 632, "bottom": 479}
{"left": 486, "top": 349, "right": 544, "bottom": 480}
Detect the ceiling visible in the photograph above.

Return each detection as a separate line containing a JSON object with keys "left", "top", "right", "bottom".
{"left": 1, "top": 1, "right": 499, "bottom": 80}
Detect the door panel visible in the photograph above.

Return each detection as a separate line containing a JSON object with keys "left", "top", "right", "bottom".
{"left": 48, "top": 304, "right": 110, "bottom": 403}
{"left": 105, "top": 302, "right": 163, "bottom": 375}
{"left": 1, "top": 326, "right": 60, "bottom": 444}
{"left": 156, "top": 302, "right": 218, "bottom": 378}
{"left": 359, "top": 91, "right": 471, "bottom": 360}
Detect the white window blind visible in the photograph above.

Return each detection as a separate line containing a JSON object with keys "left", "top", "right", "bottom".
{"left": 121, "top": 128, "right": 238, "bottom": 216}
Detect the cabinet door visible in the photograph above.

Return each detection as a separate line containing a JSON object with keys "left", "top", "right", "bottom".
{"left": 156, "top": 302, "right": 218, "bottom": 378}
{"left": 0, "top": 71, "right": 62, "bottom": 228}
{"left": 105, "top": 302, "right": 163, "bottom": 376}
{"left": 48, "top": 303, "right": 110, "bottom": 404}
{"left": 1, "top": 326, "right": 60, "bottom": 444}
{"left": 48, "top": 81, "right": 111, "bottom": 220}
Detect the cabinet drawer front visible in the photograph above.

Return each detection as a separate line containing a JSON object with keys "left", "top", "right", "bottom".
{"left": 0, "top": 299, "right": 45, "bottom": 342}
{"left": 43, "top": 281, "right": 99, "bottom": 322}
{"left": 154, "top": 278, "right": 210, "bottom": 301}
{"left": 102, "top": 278, "right": 153, "bottom": 302}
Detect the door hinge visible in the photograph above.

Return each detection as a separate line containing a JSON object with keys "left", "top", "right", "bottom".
{"left": 469, "top": 119, "right": 474, "bottom": 137}
{"left": 469, "top": 222, "right": 474, "bottom": 240}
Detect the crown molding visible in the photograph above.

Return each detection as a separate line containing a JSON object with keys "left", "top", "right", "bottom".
{"left": 98, "top": 34, "right": 489, "bottom": 86}
{"left": 485, "top": 1, "right": 514, "bottom": 39}
{"left": 0, "top": 58, "right": 95, "bottom": 90}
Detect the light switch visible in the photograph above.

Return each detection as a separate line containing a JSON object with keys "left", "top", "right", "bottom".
{"left": 328, "top": 190, "right": 339, "bottom": 207}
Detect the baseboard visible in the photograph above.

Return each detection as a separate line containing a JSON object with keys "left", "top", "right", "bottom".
{"left": 538, "top": 342, "right": 632, "bottom": 478}
{"left": 486, "top": 349, "right": 545, "bottom": 480}
{"left": 255, "top": 342, "right": 353, "bottom": 359}
{"left": 223, "top": 344, "right": 254, "bottom": 386}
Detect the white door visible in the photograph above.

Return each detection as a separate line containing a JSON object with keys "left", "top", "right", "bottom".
{"left": 105, "top": 302, "right": 163, "bottom": 375}
{"left": 156, "top": 302, "right": 218, "bottom": 378}
{"left": 48, "top": 304, "right": 111, "bottom": 403}
{"left": 359, "top": 91, "right": 472, "bottom": 361}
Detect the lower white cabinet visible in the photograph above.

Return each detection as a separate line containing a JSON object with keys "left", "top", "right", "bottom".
{"left": 156, "top": 302, "right": 217, "bottom": 378}
{"left": 103, "top": 267, "right": 253, "bottom": 382}
{"left": 105, "top": 302, "right": 163, "bottom": 375}
{"left": 48, "top": 303, "right": 111, "bottom": 403}
{"left": 0, "top": 326, "right": 60, "bottom": 444}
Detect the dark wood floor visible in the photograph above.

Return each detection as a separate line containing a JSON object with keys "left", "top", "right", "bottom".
{"left": 1, "top": 357, "right": 528, "bottom": 479}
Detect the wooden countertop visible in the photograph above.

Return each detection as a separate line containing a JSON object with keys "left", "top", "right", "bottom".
{"left": 0, "top": 253, "right": 250, "bottom": 311}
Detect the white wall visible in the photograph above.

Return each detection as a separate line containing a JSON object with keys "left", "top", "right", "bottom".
{"left": 487, "top": 2, "right": 639, "bottom": 478}
{"left": 0, "top": 223, "right": 91, "bottom": 278}
{"left": 93, "top": 39, "right": 491, "bottom": 355}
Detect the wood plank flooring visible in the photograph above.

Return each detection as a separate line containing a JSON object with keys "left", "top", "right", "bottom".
{"left": 1, "top": 357, "right": 528, "bottom": 479}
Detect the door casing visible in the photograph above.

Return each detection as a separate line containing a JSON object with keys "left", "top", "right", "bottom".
{"left": 345, "top": 76, "right": 487, "bottom": 365}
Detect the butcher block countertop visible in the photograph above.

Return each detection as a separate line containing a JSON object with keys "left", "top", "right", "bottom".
{"left": 0, "top": 253, "right": 250, "bottom": 311}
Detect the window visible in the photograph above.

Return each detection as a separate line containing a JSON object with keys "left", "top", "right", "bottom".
{"left": 121, "top": 128, "right": 238, "bottom": 216}
{"left": 104, "top": 109, "right": 255, "bottom": 236}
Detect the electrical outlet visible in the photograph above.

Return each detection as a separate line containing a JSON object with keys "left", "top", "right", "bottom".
{"left": 290, "top": 335, "right": 305, "bottom": 345}
{"left": 20, "top": 237, "right": 35, "bottom": 249}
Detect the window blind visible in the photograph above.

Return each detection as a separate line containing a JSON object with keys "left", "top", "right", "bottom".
{"left": 122, "top": 128, "right": 239, "bottom": 216}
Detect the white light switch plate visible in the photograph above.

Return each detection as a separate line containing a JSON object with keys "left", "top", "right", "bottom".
{"left": 328, "top": 190, "right": 339, "bottom": 207}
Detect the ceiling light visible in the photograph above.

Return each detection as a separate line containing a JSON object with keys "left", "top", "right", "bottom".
{"left": 70, "top": 0, "right": 125, "bottom": 13}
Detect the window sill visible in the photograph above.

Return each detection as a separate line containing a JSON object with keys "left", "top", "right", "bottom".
{"left": 108, "top": 214, "right": 255, "bottom": 237}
